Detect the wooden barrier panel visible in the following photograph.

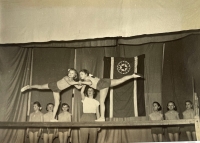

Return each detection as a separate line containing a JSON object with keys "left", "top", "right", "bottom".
{"left": 0, "top": 119, "right": 195, "bottom": 128}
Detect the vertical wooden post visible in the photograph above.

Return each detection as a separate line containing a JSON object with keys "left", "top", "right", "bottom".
{"left": 109, "top": 57, "right": 114, "bottom": 118}
{"left": 27, "top": 49, "right": 33, "bottom": 116}
{"left": 133, "top": 56, "right": 138, "bottom": 117}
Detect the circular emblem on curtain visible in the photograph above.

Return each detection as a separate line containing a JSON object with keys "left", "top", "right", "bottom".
{"left": 117, "top": 60, "right": 131, "bottom": 74}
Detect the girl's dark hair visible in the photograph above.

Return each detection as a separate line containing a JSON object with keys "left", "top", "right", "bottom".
{"left": 68, "top": 68, "right": 79, "bottom": 82}
{"left": 46, "top": 103, "right": 54, "bottom": 111}
{"left": 167, "top": 101, "right": 177, "bottom": 111}
{"left": 153, "top": 101, "right": 162, "bottom": 111}
{"left": 84, "top": 86, "right": 97, "bottom": 98}
{"left": 33, "top": 101, "right": 42, "bottom": 111}
{"left": 61, "top": 103, "right": 70, "bottom": 112}
{"left": 79, "top": 69, "right": 89, "bottom": 76}
{"left": 185, "top": 100, "right": 193, "bottom": 109}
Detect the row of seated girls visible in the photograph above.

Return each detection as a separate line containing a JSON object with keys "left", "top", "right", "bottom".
{"left": 27, "top": 85, "right": 99, "bottom": 143}
{"left": 149, "top": 100, "right": 196, "bottom": 142}
{"left": 27, "top": 102, "right": 71, "bottom": 143}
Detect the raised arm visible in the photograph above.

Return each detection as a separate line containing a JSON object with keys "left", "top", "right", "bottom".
{"left": 80, "top": 85, "right": 86, "bottom": 100}
{"left": 96, "top": 106, "right": 100, "bottom": 119}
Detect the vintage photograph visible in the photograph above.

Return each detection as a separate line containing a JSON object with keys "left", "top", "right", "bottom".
{"left": 0, "top": 0, "right": 200, "bottom": 143}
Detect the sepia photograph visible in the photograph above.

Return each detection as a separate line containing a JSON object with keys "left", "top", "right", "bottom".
{"left": 0, "top": 0, "right": 200, "bottom": 143}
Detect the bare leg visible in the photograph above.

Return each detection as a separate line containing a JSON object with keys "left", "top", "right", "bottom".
{"left": 29, "top": 132, "right": 34, "bottom": 143}
{"left": 59, "top": 132, "right": 64, "bottom": 143}
{"left": 96, "top": 88, "right": 109, "bottom": 121}
{"left": 152, "top": 134, "right": 158, "bottom": 142}
{"left": 43, "top": 133, "right": 48, "bottom": 143}
{"left": 63, "top": 132, "right": 69, "bottom": 143}
{"left": 168, "top": 133, "right": 174, "bottom": 141}
{"left": 174, "top": 133, "right": 179, "bottom": 141}
{"left": 49, "top": 134, "right": 54, "bottom": 143}
{"left": 21, "top": 84, "right": 49, "bottom": 92}
{"left": 186, "top": 131, "right": 192, "bottom": 141}
{"left": 192, "top": 131, "right": 197, "bottom": 141}
{"left": 51, "top": 92, "right": 60, "bottom": 121}
{"left": 33, "top": 132, "right": 39, "bottom": 143}
{"left": 110, "top": 74, "right": 141, "bottom": 87}
{"left": 158, "top": 134, "right": 163, "bottom": 142}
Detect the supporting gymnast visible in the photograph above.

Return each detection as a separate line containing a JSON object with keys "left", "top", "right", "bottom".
{"left": 80, "top": 85, "right": 100, "bottom": 143}
{"left": 68, "top": 69, "right": 142, "bottom": 121}
{"left": 21, "top": 68, "right": 81, "bottom": 121}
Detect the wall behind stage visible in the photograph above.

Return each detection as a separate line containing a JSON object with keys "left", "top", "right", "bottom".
{"left": 1, "top": 0, "right": 200, "bottom": 43}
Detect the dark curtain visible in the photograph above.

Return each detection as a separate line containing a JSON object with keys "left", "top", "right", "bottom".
{"left": 72, "top": 43, "right": 163, "bottom": 143}
{"left": 162, "top": 34, "right": 200, "bottom": 141}
{"left": 26, "top": 48, "right": 75, "bottom": 143}
{"left": 0, "top": 46, "right": 32, "bottom": 143}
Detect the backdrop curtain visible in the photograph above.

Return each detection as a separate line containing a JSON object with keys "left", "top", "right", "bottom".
{"left": 162, "top": 34, "right": 200, "bottom": 141}
{"left": 0, "top": 46, "right": 32, "bottom": 143}
{"left": 71, "top": 43, "right": 163, "bottom": 143}
{"left": 27, "top": 48, "right": 75, "bottom": 143}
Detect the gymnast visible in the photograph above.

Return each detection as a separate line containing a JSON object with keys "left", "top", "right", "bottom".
{"left": 27, "top": 101, "right": 43, "bottom": 143}
{"left": 165, "top": 101, "right": 180, "bottom": 141}
{"left": 43, "top": 103, "right": 56, "bottom": 143}
{"left": 68, "top": 69, "right": 142, "bottom": 121}
{"left": 149, "top": 101, "right": 163, "bottom": 142}
{"left": 80, "top": 85, "right": 100, "bottom": 143}
{"left": 182, "top": 100, "right": 196, "bottom": 141}
{"left": 21, "top": 68, "right": 81, "bottom": 121}
{"left": 58, "top": 103, "right": 71, "bottom": 143}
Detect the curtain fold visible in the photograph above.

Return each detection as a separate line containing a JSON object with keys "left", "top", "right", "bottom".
{"left": 28, "top": 48, "right": 75, "bottom": 143}
{"left": 0, "top": 46, "right": 32, "bottom": 143}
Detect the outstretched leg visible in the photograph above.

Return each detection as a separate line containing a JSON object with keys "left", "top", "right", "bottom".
{"left": 51, "top": 92, "right": 60, "bottom": 121}
{"left": 110, "top": 74, "right": 141, "bottom": 87}
{"left": 95, "top": 88, "right": 109, "bottom": 122}
{"left": 21, "top": 84, "right": 49, "bottom": 92}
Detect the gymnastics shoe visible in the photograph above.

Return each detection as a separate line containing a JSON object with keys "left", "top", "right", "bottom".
{"left": 134, "top": 73, "right": 144, "bottom": 78}
{"left": 95, "top": 118, "right": 105, "bottom": 122}
{"left": 21, "top": 85, "right": 30, "bottom": 92}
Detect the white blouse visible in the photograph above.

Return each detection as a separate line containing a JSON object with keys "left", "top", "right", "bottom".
{"left": 82, "top": 97, "right": 99, "bottom": 113}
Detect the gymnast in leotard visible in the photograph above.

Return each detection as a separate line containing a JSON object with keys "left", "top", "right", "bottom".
{"left": 58, "top": 103, "right": 71, "bottom": 143}
{"left": 21, "top": 68, "right": 81, "bottom": 121}
{"left": 68, "top": 69, "right": 142, "bottom": 121}
{"left": 27, "top": 101, "right": 43, "bottom": 143}
{"left": 43, "top": 103, "right": 56, "bottom": 143}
